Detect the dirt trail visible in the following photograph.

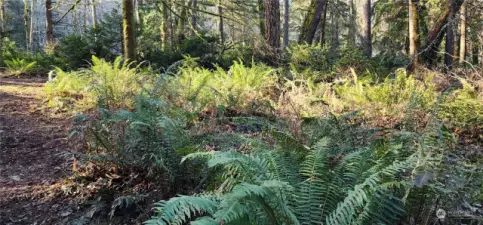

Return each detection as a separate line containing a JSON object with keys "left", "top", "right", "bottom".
{"left": 0, "top": 77, "right": 75, "bottom": 225}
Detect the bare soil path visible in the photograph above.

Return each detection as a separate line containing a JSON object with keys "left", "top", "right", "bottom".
{"left": 0, "top": 77, "right": 77, "bottom": 225}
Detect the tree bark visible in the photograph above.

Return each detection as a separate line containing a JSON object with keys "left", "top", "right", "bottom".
{"left": 191, "top": 0, "right": 198, "bottom": 36}
{"left": 177, "top": 0, "right": 191, "bottom": 43}
{"left": 422, "top": 0, "right": 465, "bottom": 67}
{"left": 458, "top": 1, "right": 466, "bottom": 64}
{"left": 135, "top": 0, "right": 144, "bottom": 26}
{"left": 161, "top": 2, "right": 169, "bottom": 51}
{"left": 258, "top": 0, "right": 265, "bottom": 37}
{"left": 264, "top": 0, "right": 280, "bottom": 49}
{"left": 23, "top": 0, "right": 30, "bottom": 50}
{"left": 408, "top": 0, "right": 421, "bottom": 72}
{"left": 282, "top": 0, "right": 289, "bottom": 50}
{"left": 347, "top": 0, "right": 356, "bottom": 46}
{"left": 218, "top": 0, "right": 224, "bottom": 43}
{"left": 91, "top": 0, "right": 97, "bottom": 28}
{"left": 319, "top": 0, "right": 328, "bottom": 45}
{"left": 360, "top": 0, "right": 372, "bottom": 57}
{"left": 444, "top": 0, "right": 456, "bottom": 71}
{"left": 299, "top": 0, "right": 325, "bottom": 44}
{"left": 45, "top": 0, "right": 54, "bottom": 44}
{"left": 123, "top": 0, "right": 136, "bottom": 61}
{"left": 0, "top": 0, "right": 5, "bottom": 33}
{"left": 29, "top": 0, "right": 35, "bottom": 52}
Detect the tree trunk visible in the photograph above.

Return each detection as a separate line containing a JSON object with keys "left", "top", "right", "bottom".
{"left": 422, "top": 0, "right": 465, "bottom": 67}
{"left": 161, "top": 2, "right": 169, "bottom": 51}
{"left": 177, "top": 0, "right": 190, "bottom": 43}
{"left": 444, "top": 0, "right": 456, "bottom": 71}
{"left": 347, "top": 0, "right": 356, "bottom": 46}
{"left": 471, "top": 34, "right": 479, "bottom": 65}
{"left": 408, "top": 0, "right": 421, "bottom": 72}
{"left": 23, "top": 0, "right": 30, "bottom": 50}
{"left": 282, "top": 0, "right": 289, "bottom": 50}
{"left": 0, "top": 0, "right": 5, "bottom": 33}
{"left": 191, "top": 0, "right": 198, "bottom": 36}
{"left": 258, "top": 0, "right": 265, "bottom": 37}
{"left": 264, "top": 0, "right": 280, "bottom": 49}
{"left": 458, "top": 1, "right": 466, "bottom": 64}
{"left": 319, "top": 0, "right": 328, "bottom": 45}
{"left": 299, "top": 0, "right": 325, "bottom": 44}
{"left": 135, "top": 0, "right": 143, "bottom": 26}
{"left": 45, "top": 0, "right": 53, "bottom": 44}
{"left": 122, "top": 0, "right": 136, "bottom": 61}
{"left": 360, "top": 0, "right": 372, "bottom": 57}
{"left": 29, "top": 0, "right": 35, "bottom": 52}
{"left": 218, "top": 1, "right": 224, "bottom": 43}
{"left": 91, "top": 0, "right": 97, "bottom": 28}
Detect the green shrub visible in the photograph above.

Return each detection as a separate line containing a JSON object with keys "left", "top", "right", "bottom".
{"left": 45, "top": 56, "right": 150, "bottom": 112}
{"left": 3, "top": 58, "right": 36, "bottom": 77}
{"left": 160, "top": 60, "right": 277, "bottom": 115}
{"left": 438, "top": 79, "right": 483, "bottom": 130}
{"left": 146, "top": 110, "right": 476, "bottom": 225}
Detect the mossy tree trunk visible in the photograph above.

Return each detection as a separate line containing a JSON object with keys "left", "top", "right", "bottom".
{"left": 459, "top": 1, "right": 466, "bottom": 64}
{"left": 299, "top": 0, "right": 325, "bottom": 44}
{"left": 45, "top": 0, "right": 54, "bottom": 45}
{"left": 122, "top": 0, "right": 136, "bottom": 61}
{"left": 91, "top": 0, "right": 97, "bottom": 28}
{"left": 0, "top": 0, "right": 5, "bottom": 33}
{"left": 408, "top": 0, "right": 421, "bottom": 72}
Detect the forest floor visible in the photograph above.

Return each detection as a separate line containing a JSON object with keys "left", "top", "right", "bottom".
{"left": 0, "top": 77, "right": 82, "bottom": 225}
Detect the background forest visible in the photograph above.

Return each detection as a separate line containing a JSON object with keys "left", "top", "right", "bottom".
{"left": 0, "top": 0, "right": 482, "bottom": 224}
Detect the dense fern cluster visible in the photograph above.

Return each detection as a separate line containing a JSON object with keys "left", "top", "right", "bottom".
{"left": 44, "top": 58, "right": 482, "bottom": 224}
{"left": 146, "top": 107, "right": 481, "bottom": 225}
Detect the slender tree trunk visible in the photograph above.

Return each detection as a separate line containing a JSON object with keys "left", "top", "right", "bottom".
{"left": 122, "top": 0, "right": 136, "bottom": 61}
{"left": 319, "top": 0, "right": 328, "bottom": 45}
{"left": 0, "top": 0, "right": 5, "bottom": 33}
{"left": 264, "top": 0, "right": 280, "bottom": 49}
{"left": 347, "top": 0, "right": 356, "bottom": 46}
{"left": 419, "top": 4, "right": 429, "bottom": 46}
{"left": 258, "top": 0, "right": 265, "bottom": 37}
{"left": 83, "top": 0, "right": 88, "bottom": 31}
{"left": 135, "top": 0, "right": 143, "bottom": 25}
{"left": 444, "top": 0, "right": 456, "bottom": 71}
{"left": 408, "top": 0, "right": 421, "bottom": 72}
{"left": 191, "top": 0, "right": 198, "bottom": 36}
{"left": 29, "top": 0, "right": 35, "bottom": 52}
{"left": 177, "top": 0, "right": 190, "bottom": 43}
{"left": 91, "top": 0, "right": 97, "bottom": 28}
{"left": 299, "top": 0, "right": 325, "bottom": 44}
{"left": 471, "top": 32, "right": 479, "bottom": 65}
{"left": 459, "top": 1, "right": 466, "bottom": 64}
{"left": 218, "top": 0, "right": 224, "bottom": 43}
{"left": 23, "top": 0, "right": 30, "bottom": 50}
{"left": 161, "top": 2, "right": 169, "bottom": 51}
{"left": 45, "top": 0, "right": 53, "bottom": 44}
{"left": 360, "top": 0, "right": 372, "bottom": 57}
{"left": 282, "top": 0, "right": 289, "bottom": 50}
